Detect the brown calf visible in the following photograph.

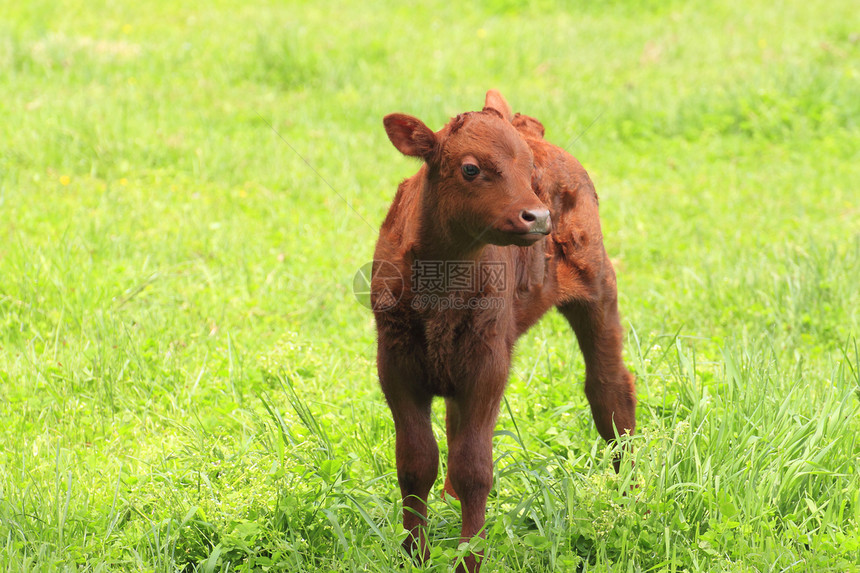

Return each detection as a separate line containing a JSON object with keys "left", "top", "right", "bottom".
{"left": 371, "top": 91, "right": 635, "bottom": 572}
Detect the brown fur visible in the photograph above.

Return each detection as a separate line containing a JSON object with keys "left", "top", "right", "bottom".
{"left": 372, "top": 91, "right": 635, "bottom": 572}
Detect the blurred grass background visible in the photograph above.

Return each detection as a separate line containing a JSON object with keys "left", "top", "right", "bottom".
{"left": 0, "top": 0, "right": 858, "bottom": 570}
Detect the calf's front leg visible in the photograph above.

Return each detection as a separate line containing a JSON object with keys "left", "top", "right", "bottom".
{"left": 444, "top": 381, "right": 505, "bottom": 573}
{"left": 378, "top": 351, "right": 439, "bottom": 562}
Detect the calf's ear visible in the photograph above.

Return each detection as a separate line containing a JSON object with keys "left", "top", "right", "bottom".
{"left": 483, "top": 89, "right": 513, "bottom": 122}
{"left": 512, "top": 113, "right": 545, "bottom": 138}
{"left": 383, "top": 114, "right": 437, "bottom": 161}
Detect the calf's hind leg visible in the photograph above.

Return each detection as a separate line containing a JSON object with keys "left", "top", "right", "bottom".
{"left": 558, "top": 274, "right": 636, "bottom": 469}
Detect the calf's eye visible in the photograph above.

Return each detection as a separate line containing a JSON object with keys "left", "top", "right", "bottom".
{"left": 462, "top": 163, "right": 480, "bottom": 179}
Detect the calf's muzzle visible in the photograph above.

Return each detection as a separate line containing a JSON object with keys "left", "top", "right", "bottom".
{"left": 519, "top": 208, "right": 552, "bottom": 235}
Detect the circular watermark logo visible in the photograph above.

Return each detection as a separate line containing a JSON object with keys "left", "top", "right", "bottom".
{"left": 352, "top": 260, "right": 403, "bottom": 311}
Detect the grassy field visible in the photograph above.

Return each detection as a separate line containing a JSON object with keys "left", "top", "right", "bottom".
{"left": 1, "top": 0, "right": 859, "bottom": 570}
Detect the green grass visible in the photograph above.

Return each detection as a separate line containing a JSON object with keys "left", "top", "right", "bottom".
{"left": 1, "top": 0, "right": 859, "bottom": 570}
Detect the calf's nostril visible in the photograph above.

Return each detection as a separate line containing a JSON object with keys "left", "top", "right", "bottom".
{"left": 518, "top": 208, "right": 551, "bottom": 234}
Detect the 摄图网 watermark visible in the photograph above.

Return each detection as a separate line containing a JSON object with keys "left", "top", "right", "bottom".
{"left": 353, "top": 260, "right": 508, "bottom": 311}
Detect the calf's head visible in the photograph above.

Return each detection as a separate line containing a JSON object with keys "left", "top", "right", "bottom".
{"left": 384, "top": 90, "right": 551, "bottom": 248}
